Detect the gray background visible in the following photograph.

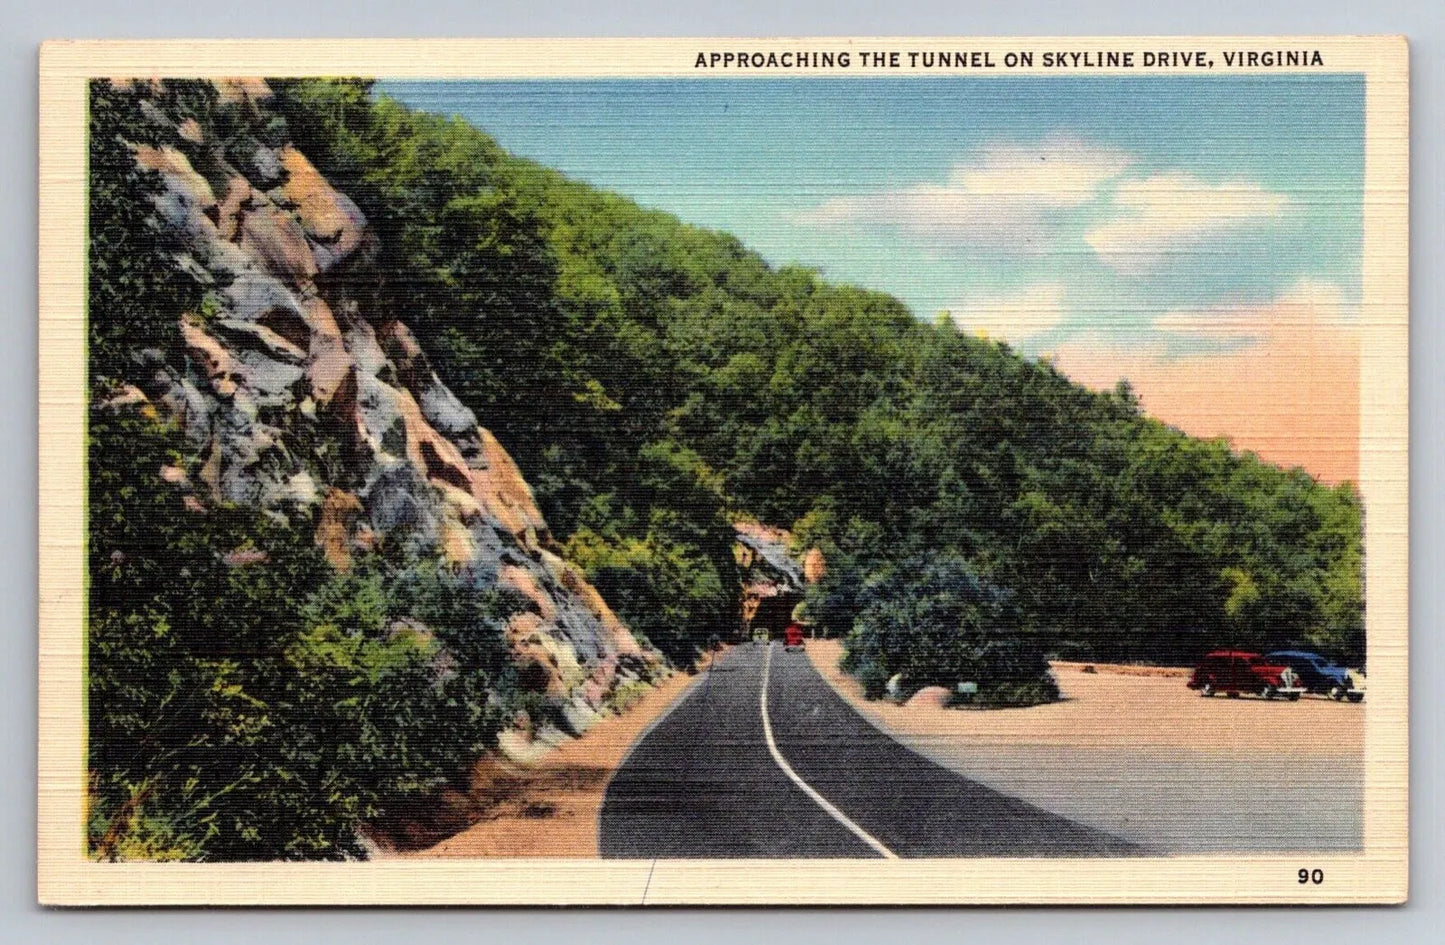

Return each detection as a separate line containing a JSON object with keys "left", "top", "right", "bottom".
{"left": 3, "top": 1, "right": 1438, "bottom": 941}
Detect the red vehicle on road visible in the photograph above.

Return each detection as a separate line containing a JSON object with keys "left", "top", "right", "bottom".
{"left": 1188, "top": 650, "right": 1305, "bottom": 700}
{"left": 783, "top": 622, "right": 806, "bottom": 651}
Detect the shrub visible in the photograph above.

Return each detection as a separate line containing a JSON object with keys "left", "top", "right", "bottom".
{"left": 842, "top": 555, "right": 1057, "bottom": 708}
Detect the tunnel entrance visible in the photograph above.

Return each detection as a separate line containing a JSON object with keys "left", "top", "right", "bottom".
{"left": 733, "top": 521, "right": 823, "bottom": 643}
{"left": 741, "top": 585, "right": 804, "bottom": 641}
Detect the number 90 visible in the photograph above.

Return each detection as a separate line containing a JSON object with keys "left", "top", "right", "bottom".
{"left": 1298, "top": 868, "right": 1324, "bottom": 884}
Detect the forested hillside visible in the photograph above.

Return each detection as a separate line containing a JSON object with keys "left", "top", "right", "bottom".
{"left": 86, "top": 77, "right": 1363, "bottom": 860}
{"left": 271, "top": 79, "right": 1363, "bottom": 670}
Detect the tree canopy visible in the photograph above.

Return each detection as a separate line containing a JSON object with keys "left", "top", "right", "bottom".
{"left": 270, "top": 78, "right": 1363, "bottom": 672}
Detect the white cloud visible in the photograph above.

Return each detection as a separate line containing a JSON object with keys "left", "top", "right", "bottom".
{"left": 948, "top": 283, "right": 1068, "bottom": 344}
{"left": 1086, "top": 173, "right": 1292, "bottom": 271}
{"left": 1153, "top": 279, "right": 1351, "bottom": 340}
{"left": 802, "top": 137, "right": 1131, "bottom": 249}
{"left": 953, "top": 140, "right": 1133, "bottom": 208}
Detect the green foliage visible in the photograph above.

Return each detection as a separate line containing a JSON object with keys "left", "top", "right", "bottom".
{"left": 561, "top": 440, "right": 734, "bottom": 664}
{"left": 88, "top": 78, "right": 307, "bottom": 384}
{"left": 87, "top": 81, "right": 200, "bottom": 384}
{"left": 87, "top": 409, "right": 521, "bottom": 860}
{"left": 565, "top": 524, "right": 726, "bottom": 666}
{"left": 840, "top": 555, "right": 1058, "bottom": 706}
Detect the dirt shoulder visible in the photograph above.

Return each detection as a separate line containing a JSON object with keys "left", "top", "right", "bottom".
{"left": 392, "top": 662, "right": 706, "bottom": 858}
{"left": 806, "top": 639, "right": 1362, "bottom": 757}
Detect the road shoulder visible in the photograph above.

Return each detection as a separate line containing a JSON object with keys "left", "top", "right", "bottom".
{"left": 388, "top": 661, "right": 708, "bottom": 858}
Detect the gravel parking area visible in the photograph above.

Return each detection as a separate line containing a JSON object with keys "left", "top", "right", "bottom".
{"left": 808, "top": 640, "right": 1363, "bottom": 853}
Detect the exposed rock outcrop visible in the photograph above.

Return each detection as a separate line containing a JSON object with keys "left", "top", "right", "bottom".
{"left": 734, "top": 521, "right": 824, "bottom": 640}
{"left": 109, "top": 79, "right": 661, "bottom": 743}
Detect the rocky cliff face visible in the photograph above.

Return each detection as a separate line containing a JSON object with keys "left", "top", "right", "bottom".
{"left": 734, "top": 522, "right": 823, "bottom": 639}
{"left": 103, "top": 79, "right": 659, "bottom": 746}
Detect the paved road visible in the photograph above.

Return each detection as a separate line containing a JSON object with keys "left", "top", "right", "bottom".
{"left": 600, "top": 644, "right": 1138, "bottom": 858}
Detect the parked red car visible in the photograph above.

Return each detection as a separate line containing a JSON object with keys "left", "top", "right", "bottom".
{"left": 1187, "top": 650, "right": 1305, "bottom": 700}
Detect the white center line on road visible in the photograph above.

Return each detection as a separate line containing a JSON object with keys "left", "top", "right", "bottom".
{"left": 759, "top": 643, "right": 899, "bottom": 860}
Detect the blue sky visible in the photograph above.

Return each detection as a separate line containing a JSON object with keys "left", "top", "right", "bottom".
{"left": 380, "top": 76, "right": 1363, "bottom": 360}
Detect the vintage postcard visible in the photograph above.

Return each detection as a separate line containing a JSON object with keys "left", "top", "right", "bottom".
{"left": 38, "top": 37, "right": 1408, "bottom": 905}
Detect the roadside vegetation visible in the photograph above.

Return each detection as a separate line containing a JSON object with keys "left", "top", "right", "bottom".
{"left": 89, "top": 407, "right": 525, "bottom": 860}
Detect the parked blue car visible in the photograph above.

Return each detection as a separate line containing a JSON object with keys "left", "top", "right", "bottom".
{"left": 1264, "top": 650, "right": 1364, "bottom": 702}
